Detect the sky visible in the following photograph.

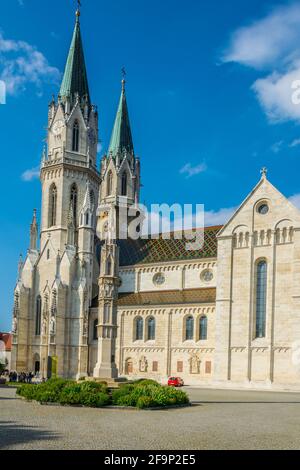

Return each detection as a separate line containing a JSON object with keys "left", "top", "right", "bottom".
{"left": 2, "top": 0, "right": 300, "bottom": 330}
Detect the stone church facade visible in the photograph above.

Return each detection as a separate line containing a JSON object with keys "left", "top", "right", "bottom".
{"left": 11, "top": 9, "right": 300, "bottom": 391}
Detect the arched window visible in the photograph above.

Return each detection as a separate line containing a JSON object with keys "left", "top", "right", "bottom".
{"left": 255, "top": 260, "right": 267, "bottom": 338}
{"left": 121, "top": 172, "right": 127, "bottom": 196}
{"left": 49, "top": 184, "right": 57, "bottom": 227}
{"left": 72, "top": 120, "right": 79, "bottom": 152}
{"left": 107, "top": 171, "right": 113, "bottom": 196}
{"left": 199, "top": 316, "right": 208, "bottom": 340}
{"left": 185, "top": 316, "right": 194, "bottom": 341}
{"left": 147, "top": 317, "right": 155, "bottom": 341}
{"left": 135, "top": 317, "right": 143, "bottom": 341}
{"left": 93, "top": 319, "right": 98, "bottom": 340}
{"left": 70, "top": 184, "right": 78, "bottom": 224}
{"left": 35, "top": 296, "right": 42, "bottom": 336}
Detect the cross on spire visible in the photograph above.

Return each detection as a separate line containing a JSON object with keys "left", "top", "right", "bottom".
{"left": 260, "top": 167, "right": 268, "bottom": 179}
{"left": 76, "top": 0, "right": 81, "bottom": 19}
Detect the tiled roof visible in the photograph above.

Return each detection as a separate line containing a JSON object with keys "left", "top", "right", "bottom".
{"left": 118, "top": 288, "right": 216, "bottom": 307}
{"left": 118, "top": 226, "right": 221, "bottom": 266}
{"left": 0, "top": 333, "right": 12, "bottom": 351}
{"left": 91, "top": 288, "right": 216, "bottom": 308}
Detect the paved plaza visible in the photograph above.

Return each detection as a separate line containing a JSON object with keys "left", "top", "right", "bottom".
{"left": 1, "top": 386, "right": 300, "bottom": 450}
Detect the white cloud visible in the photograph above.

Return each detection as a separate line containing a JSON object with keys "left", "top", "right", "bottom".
{"left": 180, "top": 162, "right": 207, "bottom": 179}
{"left": 222, "top": 4, "right": 300, "bottom": 69}
{"left": 21, "top": 166, "right": 40, "bottom": 182}
{"left": 252, "top": 66, "right": 300, "bottom": 123}
{"left": 0, "top": 31, "right": 60, "bottom": 96}
{"left": 270, "top": 140, "right": 284, "bottom": 153}
{"left": 289, "top": 138, "right": 300, "bottom": 148}
{"left": 222, "top": 3, "right": 300, "bottom": 123}
{"left": 204, "top": 206, "right": 236, "bottom": 226}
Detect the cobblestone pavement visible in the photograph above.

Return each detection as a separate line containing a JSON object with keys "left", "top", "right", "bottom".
{"left": 1, "top": 386, "right": 300, "bottom": 450}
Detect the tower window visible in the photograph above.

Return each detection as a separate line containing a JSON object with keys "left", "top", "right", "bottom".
{"left": 107, "top": 171, "right": 113, "bottom": 196}
{"left": 70, "top": 184, "right": 78, "bottom": 225}
{"left": 121, "top": 172, "right": 127, "bottom": 196}
{"left": 49, "top": 184, "right": 57, "bottom": 227}
{"left": 72, "top": 120, "right": 80, "bottom": 152}
{"left": 255, "top": 260, "right": 267, "bottom": 338}
{"left": 185, "top": 316, "right": 194, "bottom": 341}
{"left": 93, "top": 319, "right": 98, "bottom": 340}
{"left": 147, "top": 317, "right": 156, "bottom": 341}
{"left": 199, "top": 316, "right": 208, "bottom": 340}
{"left": 35, "top": 296, "right": 42, "bottom": 336}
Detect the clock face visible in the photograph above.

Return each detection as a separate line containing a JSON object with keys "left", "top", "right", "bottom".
{"left": 88, "top": 127, "right": 96, "bottom": 146}
{"left": 52, "top": 120, "right": 64, "bottom": 136}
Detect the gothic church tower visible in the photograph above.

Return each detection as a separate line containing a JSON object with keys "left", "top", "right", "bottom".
{"left": 11, "top": 8, "right": 100, "bottom": 379}
{"left": 93, "top": 79, "right": 140, "bottom": 379}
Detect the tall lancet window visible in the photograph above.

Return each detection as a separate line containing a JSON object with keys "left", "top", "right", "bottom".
{"left": 121, "top": 172, "right": 127, "bottom": 196}
{"left": 72, "top": 120, "right": 80, "bottom": 152}
{"left": 35, "top": 296, "right": 42, "bottom": 336}
{"left": 185, "top": 316, "right": 194, "bottom": 341}
{"left": 70, "top": 184, "right": 78, "bottom": 225}
{"left": 49, "top": 184, "right": 57, "bottom": 227}
{"left": 147, "top": 317, "right": 156, "bottom": 341}
{"left": 107, "top": 171, "right": 113, "bottom": 196}
{"left": 199, "top": 316, "right": 208, "bottom": 340}
{"left": 255, "top": 260, "right": 267, "bottom": 338}
{"left": 135, "top": 317, "right": 143, "bottom": 341}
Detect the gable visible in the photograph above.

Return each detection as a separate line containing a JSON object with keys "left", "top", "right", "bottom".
{"left": 218, "top": 177, "right": 300, "bottom": 238}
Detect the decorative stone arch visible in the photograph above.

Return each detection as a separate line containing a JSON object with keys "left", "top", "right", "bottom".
{"left": 125, "top": 357, "right": 133, "bottom": 375}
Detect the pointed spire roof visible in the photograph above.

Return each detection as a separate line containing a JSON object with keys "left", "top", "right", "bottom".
{"left": 81, "top": 181, "right": 93, "bottom": 212}
{"left": 59, "top": 10, "right": 90, "bottom": 105}
{"left": 108, "top": 80, "right": 134, "bottom": 157}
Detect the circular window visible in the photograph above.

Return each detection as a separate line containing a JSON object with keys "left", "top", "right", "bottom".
{"left": 201, "top": 269, "right": 214, "bottom": 283}
{"left": 153, "top": 273, "right": 165, "bottom": 286}
{"left": 257, "top": 203, "right": 269, "bottom": 215}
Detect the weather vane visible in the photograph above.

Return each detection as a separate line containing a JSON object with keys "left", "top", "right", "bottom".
{"left": 122, "top": 67, "right": 126, "bottom": 80}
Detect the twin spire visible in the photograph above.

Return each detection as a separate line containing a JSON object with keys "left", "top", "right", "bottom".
{"left": 108, "top": 79, "right": 134, "bottom": 157}
{"left": 59, "top": 9, "right": 134, "bottom": 157}
{"left": 59, "top": 9, "right": 90, "bottom": 106}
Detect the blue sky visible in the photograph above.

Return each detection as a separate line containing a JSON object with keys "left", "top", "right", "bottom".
{"left": 2, "top": 0, "right": 300, "bottom": 330}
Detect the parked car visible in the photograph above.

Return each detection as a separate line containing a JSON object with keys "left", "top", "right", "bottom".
{"left": 168, "top": 377, "right": 184, "bottom": 387}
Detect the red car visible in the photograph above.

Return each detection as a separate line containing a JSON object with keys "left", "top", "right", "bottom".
{"left": 168, "top": 377, "right": 184, "bottom": 387}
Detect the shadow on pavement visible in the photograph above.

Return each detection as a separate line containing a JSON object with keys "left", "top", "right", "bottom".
{"left": 0, "top": 421, "right": 60, "bottom": 449}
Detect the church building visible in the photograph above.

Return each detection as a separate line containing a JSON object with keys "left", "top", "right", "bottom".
{"left": 11, "top": 9, "right": 300, "bottom": 391}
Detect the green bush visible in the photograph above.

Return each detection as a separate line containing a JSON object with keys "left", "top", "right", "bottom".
{"left": 132, "top": 379, "right": 160, "bottom": 386}
{"left": 136, "top": 396, "right": 155, "bottom": 409}
{"left": 112, "top": 383, "right": 189, "bottom": 409}
{"left": 17, "top": 377, "right": 189, "bottom": 410}
{"left": 79, "top": 381, "right": 107, "bottom": 394}
{"left": 18, "top": 378, "right": 111, "bottom": 408}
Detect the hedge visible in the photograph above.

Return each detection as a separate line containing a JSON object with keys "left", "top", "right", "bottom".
{"left": 17, "top": 378, "right": 190, "bottom": 409}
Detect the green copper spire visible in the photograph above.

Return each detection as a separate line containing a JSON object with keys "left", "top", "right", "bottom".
{"left": 108, "top": 80, "right": 134, "bottom": 157}
{"left": 59, "top": 10, "right": 90, "bottom": 104}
